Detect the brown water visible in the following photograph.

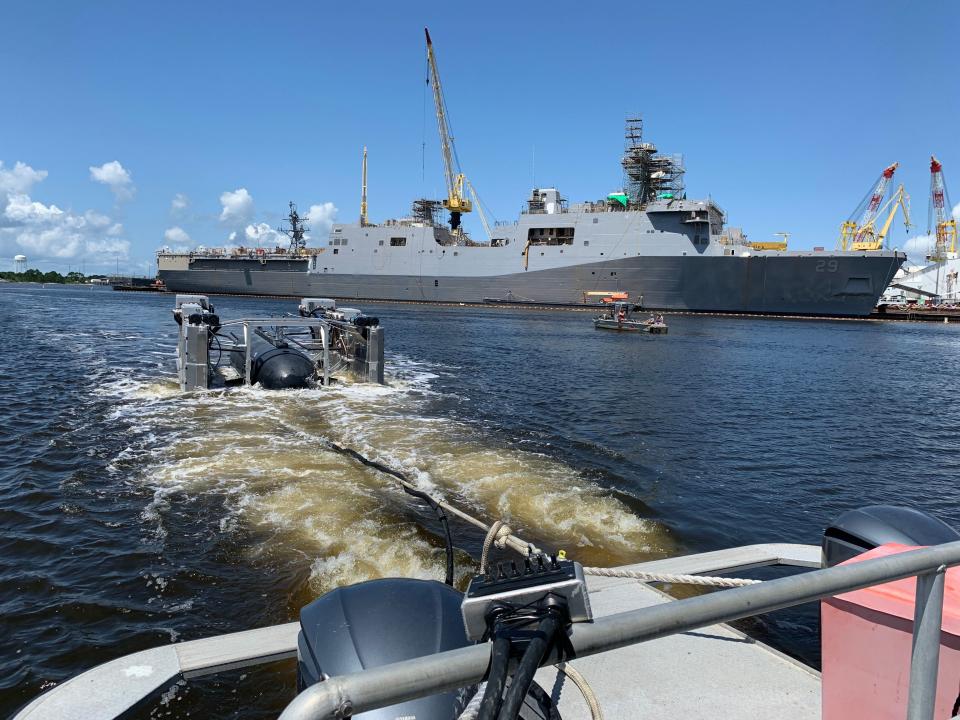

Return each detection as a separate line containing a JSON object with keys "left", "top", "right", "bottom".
{"left": 2, "top": 287, "right": 674, "bottom": 718}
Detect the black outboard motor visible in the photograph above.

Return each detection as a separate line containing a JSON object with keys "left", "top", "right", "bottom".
{"left": 823, "top": 505, "right": 960, "bottom": 567}
{"left": 297, "top": 578, "right": 473, "bottom": 719}
{"left": 230, "top": 333, "right": 315, "bottom": 390}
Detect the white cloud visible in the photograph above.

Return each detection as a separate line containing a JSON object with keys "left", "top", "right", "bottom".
{"left": 306, "top": 202, "right": 337, "bottom": 236}
{"left": 219, "top": 188, "right": 254, "bottom": 225}
{"left": 0, "top": 161, "right": 47, "bottom": 195}
{"left": 89, "top": 160, "right": 135, "bottom": 201}
{"left": 164, "top": 226, "right": 191, "bottom": 245}
{"left": 243, "top": 221, "right": 288, "bottom": 248}
{"left": 171, "top": 193, "right": 189, "bottom": 213}
{"left": 0, "top": 160, "right": 130, "bottom": 266}
{"left": 2, "top": 193, "right": 64, "bottom": 224}
{"left": 901, "top": 234, "right": 934, "bottom": 266}
{"left": 902, "top": 205, "right": 960, "bottom": 266}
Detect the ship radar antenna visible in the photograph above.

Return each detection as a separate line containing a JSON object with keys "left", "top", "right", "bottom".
{"left": 280, "top": 202, "right": 309, "bottom": 254}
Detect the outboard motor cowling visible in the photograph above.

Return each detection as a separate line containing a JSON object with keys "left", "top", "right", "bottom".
{"left": 822, "top": 505, "right": 960, "bottom": 567}
{"left": 297, "top": 578, "right": 472, "bottom": 719}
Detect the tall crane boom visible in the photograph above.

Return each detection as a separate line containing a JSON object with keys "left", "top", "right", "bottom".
{"left": 851, "top": 184, "right": 911, "bottom": 252}
{"left": 928, "top": 156, "right": 957, "bottom": 261}
{"left": 839, "top": 162, "right": 898, "bottom": 251}
{"left": 425, "top": 27, "right": 471, "bottom": 232}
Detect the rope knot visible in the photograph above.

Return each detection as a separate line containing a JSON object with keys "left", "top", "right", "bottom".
{"left": 493, "top": 524, "right": 513, "bottom": 549}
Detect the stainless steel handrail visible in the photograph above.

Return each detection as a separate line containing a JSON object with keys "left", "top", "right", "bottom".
{"left": 280, "top": 541, "right": 960, "bottom": 720}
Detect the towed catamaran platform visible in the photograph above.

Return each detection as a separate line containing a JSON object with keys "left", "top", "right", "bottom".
{"left": 14, "top": 501, "right": 960, "bottom": 720}
{"left": 174, "top": 295, "right": 384, "bottom": 390}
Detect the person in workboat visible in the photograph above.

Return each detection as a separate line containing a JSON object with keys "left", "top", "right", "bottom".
{"left": 617, "top": 307, "right": 627, "bottom": 324}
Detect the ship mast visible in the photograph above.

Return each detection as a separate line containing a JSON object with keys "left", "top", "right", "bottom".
{"left": 360, "top": 146, "right": 369, "bottom": 227}
{"left": 280, "top": 202, "right": 309, "bottom": 254}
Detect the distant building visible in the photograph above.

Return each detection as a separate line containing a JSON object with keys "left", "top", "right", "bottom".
{"left": 14, "top": 254, "right": 26, "bottom": 273}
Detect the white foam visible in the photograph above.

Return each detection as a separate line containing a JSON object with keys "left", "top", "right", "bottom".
{"left": 110, "top": 352, "right": 667, "bottom": 584}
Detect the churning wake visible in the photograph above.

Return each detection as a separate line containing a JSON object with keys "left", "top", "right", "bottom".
{"left": 103, "top": 356, "right": 672, "bottom": 596}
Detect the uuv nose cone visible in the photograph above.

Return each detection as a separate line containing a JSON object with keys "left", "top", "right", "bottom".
{"left": 256, "top": 349, "right": 316, "bottom": 389}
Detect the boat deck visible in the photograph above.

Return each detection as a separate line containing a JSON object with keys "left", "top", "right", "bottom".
{"left": 14, "top": 544, "right": 824, "bottom": 720}
{"left": 537, "top": 570, "right": 819, "bottom": 718}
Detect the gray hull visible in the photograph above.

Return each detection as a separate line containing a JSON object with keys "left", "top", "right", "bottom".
{"left": 159, "top": 252, "right": 903, "bottom": 317}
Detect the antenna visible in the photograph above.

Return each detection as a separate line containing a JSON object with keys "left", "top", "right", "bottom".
{"left": 280, "top": 202, "right": 309, "bottom": 254}
{"left": 360, "top": 146, "right": 368, "bottom": 227}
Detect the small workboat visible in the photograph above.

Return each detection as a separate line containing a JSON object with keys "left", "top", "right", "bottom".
{"left": 594, "top": 302, "right": 668, "bottom": 334}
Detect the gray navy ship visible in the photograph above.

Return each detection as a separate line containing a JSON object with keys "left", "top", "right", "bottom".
{"left": 157, "top": 121, "right": 904, "bottom": 317}
{"left": 157, "top": 31, "right": 903, "bottom": 317}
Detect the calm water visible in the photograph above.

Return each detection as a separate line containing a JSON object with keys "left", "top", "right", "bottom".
{"left": 2, "top": 285, "right": 959, "bottom": 718}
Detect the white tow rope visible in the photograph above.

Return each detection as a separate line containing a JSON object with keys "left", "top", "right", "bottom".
{"left": 337, "top": 445, "right": 761, "bottom": 720}
{"left": 581, "top": 566, "right": 761, "bottom": 588}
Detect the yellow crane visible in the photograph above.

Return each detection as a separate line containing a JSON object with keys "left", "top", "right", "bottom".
{"left": 851, "top": 184, "right": 911, "bottom": 251}
{"left": 750, "top": 232, "right": 790, "bottom": 251}
{"left": 839, "top": 162, "right": 899, "bottom": 251}
{"left": 464, "top": 178, "right": 493, "bottom": 240}
{"left": 425, "top": 28, "right": 472, "bottom": 234}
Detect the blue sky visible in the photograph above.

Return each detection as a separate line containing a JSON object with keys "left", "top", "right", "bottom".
{"left": 1, "top": 0, "right": 957, "bottom": 274}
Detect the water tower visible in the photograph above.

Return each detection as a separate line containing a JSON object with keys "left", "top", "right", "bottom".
{"left": 14, "top": 255, "right": 26, "bottom": 273}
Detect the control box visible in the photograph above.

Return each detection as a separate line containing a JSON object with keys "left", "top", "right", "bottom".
{"left": 461, "top": 555, "right": 592, "bottom": 641}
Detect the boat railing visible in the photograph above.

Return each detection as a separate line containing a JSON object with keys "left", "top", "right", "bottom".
{"left": 14, "top": 542, "right": 960, "bottom": 720}
{"left": 280, "top": 541, "right": 960, "bottom": 720}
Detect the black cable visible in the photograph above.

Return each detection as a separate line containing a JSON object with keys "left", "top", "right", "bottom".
{"left": 495, "top": 612, "right": 562, "bottom": 720}
{"left": 399, "top": 483, "right": 455, "bottom": 587}
{"left": 475, "top": 632, "right": 511, "bottom": 720}
{"left": 326, "top": 442, "right": 455, "bottom": 586}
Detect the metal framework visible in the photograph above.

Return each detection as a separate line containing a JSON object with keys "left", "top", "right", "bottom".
{"left": 412, "top": 198, "right": 444, "bottom": 226}
{"left": 425, "top": 27, "right": 471, "bottom": 229}
{"left": 225, "top": 318, "right": 331, "bottom": 388}
{"left": 621, "top": 117, "right": 685, "bottom": 208}
{"left": 280, "top": 202, "right": 309, "bottom": 254}
{"left": 840, "top": 163, "right": 899, "bottom": 251}
{"left": 850, "top": 184, "right": 912, "bottom": 252}
{"left": 928, "top": 156, "right": 957, "bottom": 262}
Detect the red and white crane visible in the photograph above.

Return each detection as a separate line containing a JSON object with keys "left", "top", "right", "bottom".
{"left": 928, "top": 156, "right": 957, "bottom": 261}
{"left": 839, "top": 162, "right": 902, "bottom": 251}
